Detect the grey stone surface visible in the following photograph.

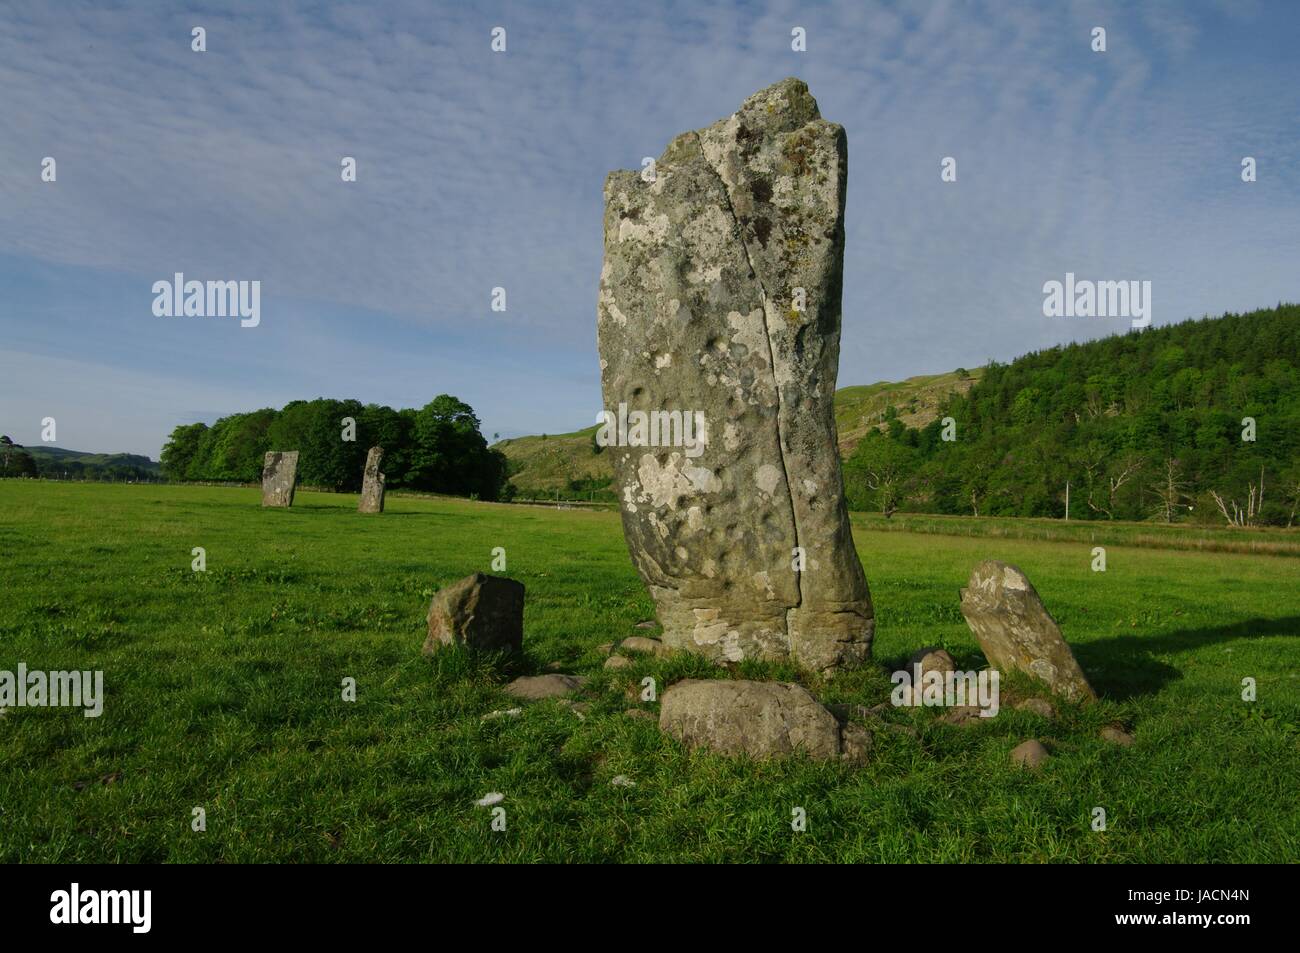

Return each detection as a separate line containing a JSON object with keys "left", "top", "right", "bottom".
{"left": 839, "top": 722, "right": 873, "bottom": 766}
{"left": 1100, "top": 725, "right": 1135, "bottom": 746}
{"left": 504, "top": 674, "right": 587, "bottom": 701}
{"left": 596, "top": 77, "right": 872, "bottom": 674}
{"left": 358, "top": 446, "right": 385, "bottom": 513}
{"left": 620, "top": 636, "right": 669, "bottom": 656}
{"left": 1016, "top": 698, "right": 1056, "bottom": 719}
{"left": 959, "top": 560, "right": 1096, "bottom": 703}
{"left": 940, "top": 705, "right": 985, "bottom": 726}
{"left": 422, "top": 573, "right": 525, "bottom": 655}
{"left": 1010, "top": 739, "right": 1050, "bottom": 769}
{"left": 658, "top": 678, "right": 861, "bottom": 762}
{"left": 907, "top": 646, "right": 957, "bottom": 678}
{"left": 261, "top": 451, "right": 299, "bottom": 507}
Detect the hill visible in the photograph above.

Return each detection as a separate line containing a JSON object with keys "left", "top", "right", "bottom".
{"left": 843, "top": 304, "right": 1300, "bottom": 524}
{"left": 24, "top": 445, "right": 161, "bottom": 472}
{"left": 496, "top": 370, "right": 983, "bottom": 497}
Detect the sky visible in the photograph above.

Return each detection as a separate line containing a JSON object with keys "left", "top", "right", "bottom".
{"left": 1, "top": 0, "right": 1297, "bottom": 458}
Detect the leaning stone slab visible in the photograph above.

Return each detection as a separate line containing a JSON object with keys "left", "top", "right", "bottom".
{"left": 658, "top": 678, "right": 865, "bottom": 763}
{"left": 959, "top": 560, "right": 1096, "bottom": 702}
{"left": 358, "top": 446, "right": 385, "bottom": 513}
{"left": 597, "top": 77, "right": 873, "bottom": 674}
{"left": 422, "top": 573, "right": 524, "bottom": 655}
{"left": 261, "top": 451, "right": 299, "bottom": 507}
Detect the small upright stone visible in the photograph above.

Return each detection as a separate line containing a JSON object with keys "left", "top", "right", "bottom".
{"left": 358, "top": 446, "right": 385, "bottom": 513}
{"left": 422, "top": 573, "right": 525, "bottom": 655}
{"left": 261, "top": 451, "right": 299, "bottom": 507}
{"left": 959, "top": 560, "right": 1096, "bottom": 702}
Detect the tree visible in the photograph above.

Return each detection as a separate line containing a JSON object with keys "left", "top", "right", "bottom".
{"left": 1150, "top": 457, "right": 1191, "bottom": 523}
{"left": 160, "top": 423, "right": 208, "bottom": 480}
{"left": 1210, "top": 465, "right": 1266, "bottom": 527}
{"left": 845, "top": 432, "right": 918, "bottom": 518}
{"left": 1078, "top": 444, "right": 1143, "bottom": 520}
{"left": 0, "top": 436, "right": 38, "bottom": 478}
{"left": 409, "top": 395, "right": 506, "bottom": 499}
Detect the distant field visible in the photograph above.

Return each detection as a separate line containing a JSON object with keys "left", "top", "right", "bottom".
{"left": 852, "top": 511, "right": 1300, "bottom": 557}
{"left": 1, "top": 482, "right": 1297, "bottom": 862}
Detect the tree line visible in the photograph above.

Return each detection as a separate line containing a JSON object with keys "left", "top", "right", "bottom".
{"left": 843, "top": 304, "right": 1300, "bottom": 527}
{"left": 159, "top": 395, "right": 509, "bottom": 499}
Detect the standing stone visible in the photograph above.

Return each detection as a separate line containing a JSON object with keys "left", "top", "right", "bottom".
{"left": 261, "top": 451, "right": 299, "bottom": 508}
{"left": 358, "top": 446, "right": 385, "bottom": 513}
{"left": 596, "top": 77, "right": 873, "bottom": 674}
{"left": 959, "top": 560, "right": 1096, "bottom": 702}
{"left": 422, "top": 572, "right": 525, "bottom": 655}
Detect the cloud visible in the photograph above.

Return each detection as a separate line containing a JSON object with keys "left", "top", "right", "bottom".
{"left": 0, "top": 0, "right": 1297, "bottom": 453}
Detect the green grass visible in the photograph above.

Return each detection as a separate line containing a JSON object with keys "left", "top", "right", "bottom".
{"left": 851, "top": 511, "right": 1300, "bottom": 557}
{"left": 1, "top": 482, "right": 1297, "bottom": 862}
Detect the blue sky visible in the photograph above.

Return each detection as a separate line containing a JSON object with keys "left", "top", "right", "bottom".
{"left": 2, "top": 0, "right": 1297, "bottom": 457}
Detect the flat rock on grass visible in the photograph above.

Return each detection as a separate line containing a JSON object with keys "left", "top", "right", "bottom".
{"left": 620, "top": 636, "right": 669, "bottom": 656}
{"left": 940, "top": 705, "right": 986, "bottom": 726}
{"left": 1016, "top": 698, "right": 1056, "bottom": 719}
{"left": 907, "top": 646, "right": 956, "bottom": 677}
{"left": 1100, "top": 725, "right": 1135, "bottom": 746}
{"left": 959, "top": 560, "right": 1096, "bottom": 703}
{"left": 423, "top": 573, "right": 525, "bottom": 655}
{"left": 1010, "top": 739, "right": 1050, "bottom": 769}
{"left": 504, "top": 674, "right": 588, "bottom": 701}
{"left": 658, "top": 678, "right": 866, "bottom": 763}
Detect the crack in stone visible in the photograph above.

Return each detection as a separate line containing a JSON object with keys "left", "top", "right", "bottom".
{"left": 693, "top": 131, "right": 805, "bottom": 629}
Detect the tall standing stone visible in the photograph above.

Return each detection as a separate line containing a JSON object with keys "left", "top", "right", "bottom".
{"left": 261, "top": 451, "right": 299, "bottom": 508}
{"left": 358, "top": 446, "right": 385, "bottom": 514}
{"left": 596, "top": 78, "right": 873, "bottom": 673}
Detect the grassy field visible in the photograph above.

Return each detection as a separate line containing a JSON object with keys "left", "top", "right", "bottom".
{"left": 1, "top": 482, "right": 1297, "bottom": 863}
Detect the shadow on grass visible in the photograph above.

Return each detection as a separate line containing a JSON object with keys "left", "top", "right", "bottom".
{"left": 1074, "top": 616, "right": 1300, "bottom": 701}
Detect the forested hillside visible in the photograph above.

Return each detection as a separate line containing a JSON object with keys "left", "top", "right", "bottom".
{"left": 158, "top": 395, "right": 508, "bottom": 499}
{"left": 844, "top": 304, "right": 1300, "bottom": 525}
{"left": 0, "top": 438, "right": 161, "bottom": 481}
